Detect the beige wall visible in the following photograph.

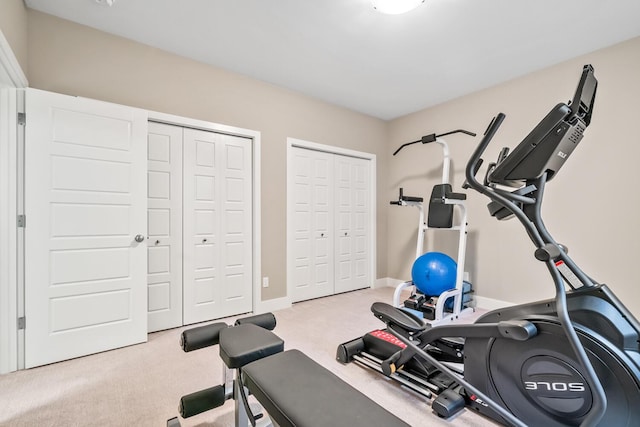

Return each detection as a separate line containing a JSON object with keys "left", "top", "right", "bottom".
{"left": 0, "top": 0, "right": 28, "bottom": 74}
{"left": 387, "top": 36, "right": 640, "bottom": 317}
{"left": 4, "top": 7, "right": 640, "bottom": 314}
{"left": 25, "top": 10, "right": 389, "bottom": 301}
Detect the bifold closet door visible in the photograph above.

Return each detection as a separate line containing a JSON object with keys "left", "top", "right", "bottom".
{"left": 334, "top": 155, "right": 371, "bottom": 293}
{"left": 290, "top": 147, "right": 372, "bottom": 303}
{"left": 24, "top": 88, "right": 148, "bottom": 368}
{"left": 147, "top": 122, "right": 183, "bottom": 332}
{"left": 291, "top": 148, "right": 335, "bottom": 302}
{"left": 183, "top": 128, "right": 253, "bottom": 324}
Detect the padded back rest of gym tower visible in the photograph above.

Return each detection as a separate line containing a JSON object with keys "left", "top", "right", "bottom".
{"left": 428, "top": 184, "right": 454, "bottom": 228}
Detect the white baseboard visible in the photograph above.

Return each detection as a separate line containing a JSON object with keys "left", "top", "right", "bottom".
{"left": 473, "top": 295, "right": 512, "bottom": 311}
{"left": 255, "top": 296, "right": 292, "bottom": 314}
{"left": 254, "top": 284, "right": 511, "bottom": 314}
{"left": 374, "top": 277, "right": 405, "bottom": 288}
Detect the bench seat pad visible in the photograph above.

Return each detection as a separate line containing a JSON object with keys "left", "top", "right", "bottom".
{"left": 242, "top": 349, "right": 410, "bottom": 427}
{"left": 219, "top": 324, "right": 284, "bottom": 369}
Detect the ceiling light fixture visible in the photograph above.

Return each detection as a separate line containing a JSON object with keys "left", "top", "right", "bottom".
{"left": 371, "top": 0, "right": 425, "bottom": 15}
{"left": 95, "top": 0, "right": 116, "bottom": 6}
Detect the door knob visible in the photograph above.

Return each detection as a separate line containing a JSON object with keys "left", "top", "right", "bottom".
{"left": 134, "top": 234, "right": 145, "bottom": 243}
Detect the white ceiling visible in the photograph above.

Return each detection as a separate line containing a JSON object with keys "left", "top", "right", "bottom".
{"left": 24, "top": 0, "right": 640, "bottom": 120}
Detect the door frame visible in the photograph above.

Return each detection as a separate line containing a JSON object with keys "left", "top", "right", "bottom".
{"left": 148, "top": 110, "right": 262, "bottom": 317}
{"left": 286, "top": 138, "right": 377, "bottom": 304}
{"left": 0, "top": 29, "right": 28, "bottom": 374}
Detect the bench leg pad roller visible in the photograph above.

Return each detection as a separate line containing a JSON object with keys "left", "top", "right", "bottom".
{"left": 179, "top": 385, "right": 226, "bottom": 418}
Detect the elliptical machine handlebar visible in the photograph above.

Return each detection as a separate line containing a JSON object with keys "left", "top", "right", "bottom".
{"left": 464, "top": 114, "right": 505, "bottom": 196}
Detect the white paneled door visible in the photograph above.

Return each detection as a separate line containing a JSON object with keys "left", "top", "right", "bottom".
{"left": 148, "top": 123, "right": 254, "bottom": 329}
{"left": 290, "top": 145, "right": 372, "bottom": 303}
{"left": 24, "top": 89, "right": 148, "bottom": 368}
{"left": 291, "top": 147, "right": 335, "bottom": 302}
{"left": 335, "top": 155, "right": 371, "bottom": 293}
{"left": 147, "top": 122, "right": 183, "bottom": 332}
{"left": 183, "top": 128, "right": 253, "bottom": 324}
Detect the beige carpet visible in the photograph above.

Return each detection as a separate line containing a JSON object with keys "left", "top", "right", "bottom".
{"left": 0, "top": 287, "right": 500, "bottom": 426}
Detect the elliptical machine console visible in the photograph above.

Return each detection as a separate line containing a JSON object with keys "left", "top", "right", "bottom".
{"left": 339, "top": 65, "right": 640, "bottom": 427}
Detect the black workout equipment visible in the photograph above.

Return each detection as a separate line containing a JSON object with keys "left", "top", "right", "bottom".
{"left": 338, "top": 64, "right": 640, "bottom": 426}
{"left": 168, "top": 312, "right": 410, "bottom": 427}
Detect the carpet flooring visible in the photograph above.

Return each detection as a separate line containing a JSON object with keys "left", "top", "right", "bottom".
{"left": 0, "top": 286, "right": 500, "bottom": 426}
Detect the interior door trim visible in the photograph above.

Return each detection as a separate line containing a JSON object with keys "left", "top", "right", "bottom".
{"left": 0, "top": 28, "right": 27, "bottom": 373}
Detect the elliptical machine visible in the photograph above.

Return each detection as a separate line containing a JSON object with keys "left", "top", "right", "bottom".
{"left": 338, "top": 64, "right": 640, "bottom": 426}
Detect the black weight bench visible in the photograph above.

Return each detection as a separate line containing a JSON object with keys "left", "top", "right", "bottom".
{"left": 242, "top": 348, "right": 408, "bottom": 427}
{"left": 168, "top": 313, "right": 409, "bottom": 427}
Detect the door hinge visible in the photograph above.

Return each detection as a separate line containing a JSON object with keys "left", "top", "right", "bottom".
{"left": 18, "top": 317, "right": 26, "bottom": 330}
{"left": 17, "top": 214, "right": 26, "bottom": 228}
{"left": 17, "top": 112, "right": 26, "bottom": 126}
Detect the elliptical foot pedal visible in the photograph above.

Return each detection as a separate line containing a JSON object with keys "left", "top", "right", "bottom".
{"left": 432, "top": 388, "right": 465, "bottom": 418}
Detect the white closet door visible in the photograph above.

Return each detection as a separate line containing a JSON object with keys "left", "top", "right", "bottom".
{"left": 147, "top": 122, "right": 183, "bottom": 332}
{"left": 24, "top": 88, "right": 148, "bottom": 368}
{"left": 183, "top": 129, "right": 253, "bottom": 324}
{"left": 335, "top": 155, "right": 371, "bottom": 293}
{"left": 350, "top": 156, "right": 371, "bottom": 290}
{"left": 291, "top": 148, "right": 335, "bottom": 302}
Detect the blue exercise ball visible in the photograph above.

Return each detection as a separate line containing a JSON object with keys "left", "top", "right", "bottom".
{"left": 411, "top": 252, "right": 457, "bottom": 296}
